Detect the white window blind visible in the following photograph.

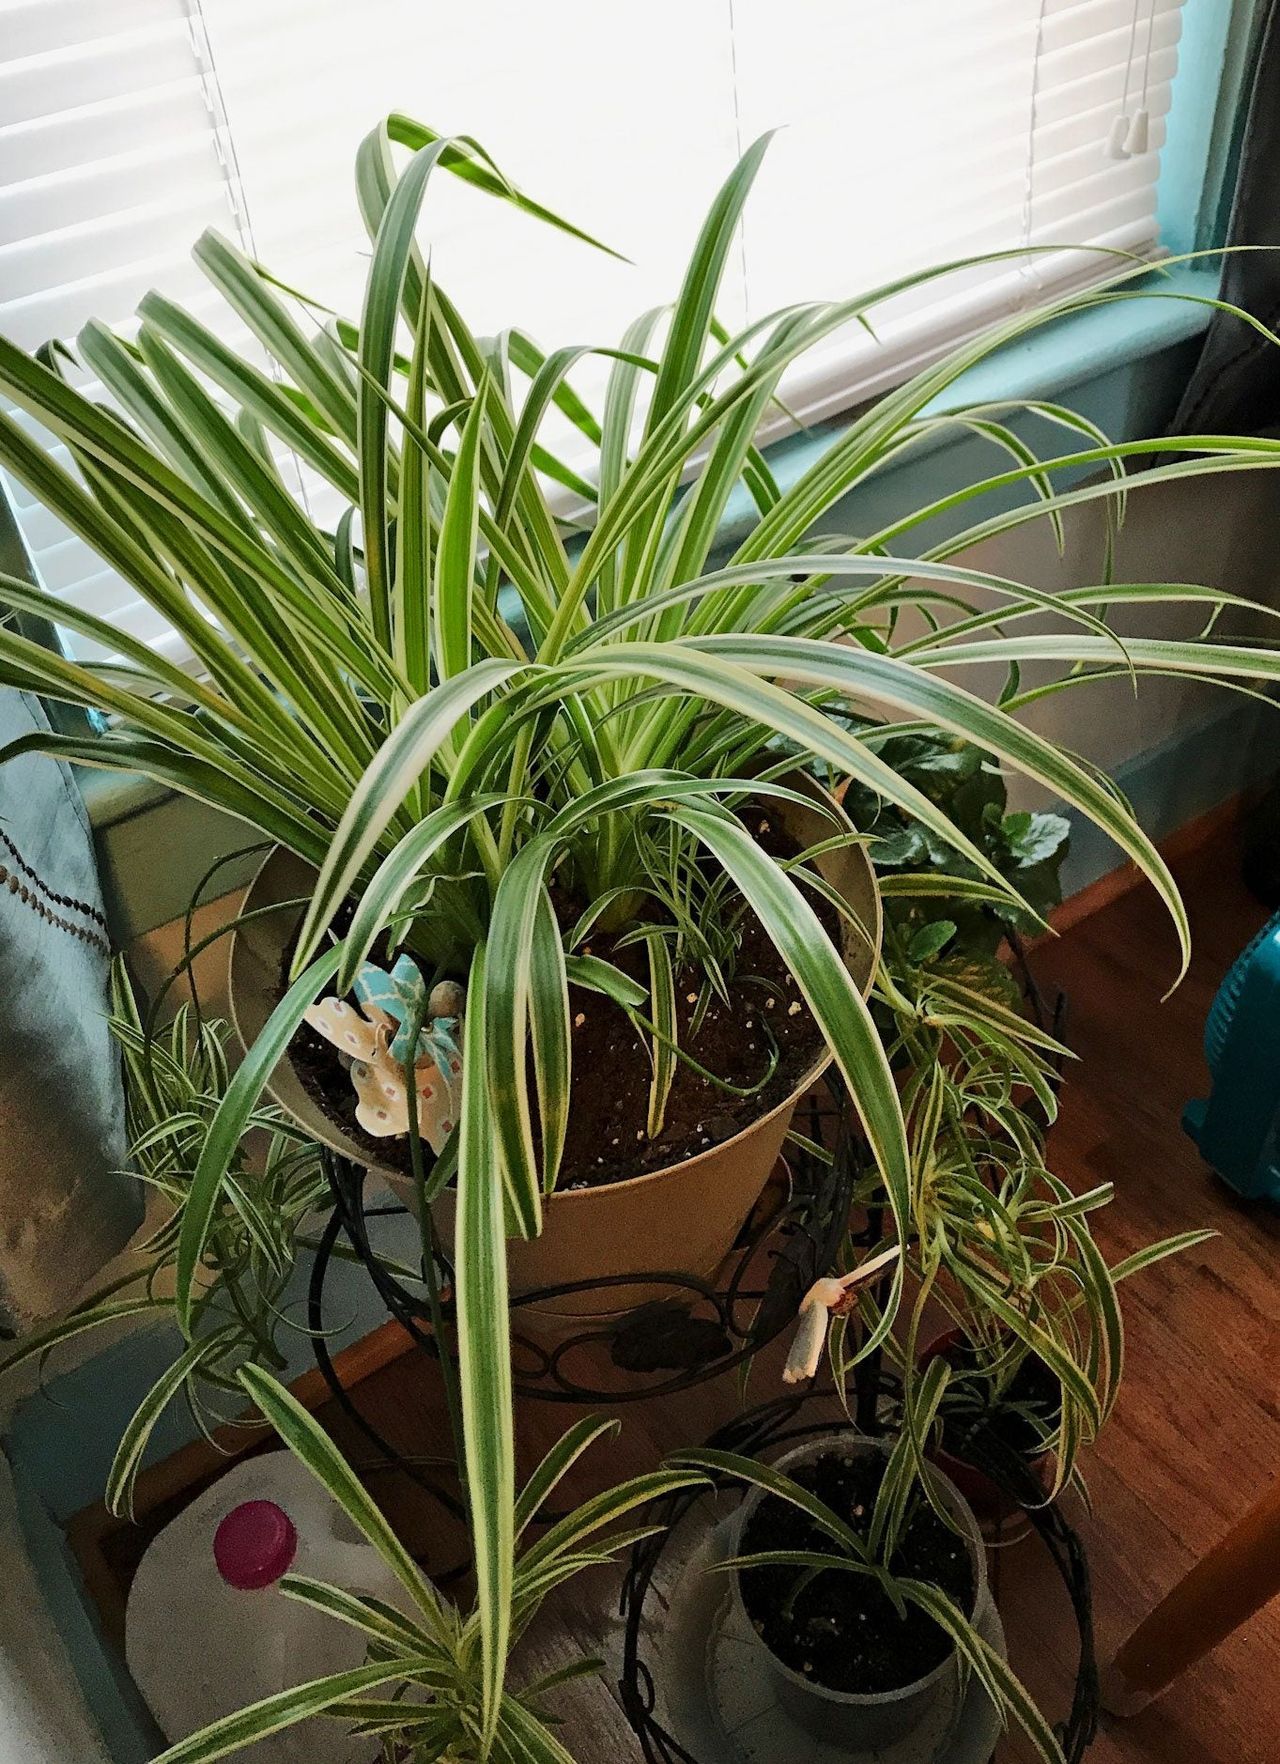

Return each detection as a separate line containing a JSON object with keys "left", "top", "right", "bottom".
{"left": 0, "top": 0, "right": 1188, "bottom": 665}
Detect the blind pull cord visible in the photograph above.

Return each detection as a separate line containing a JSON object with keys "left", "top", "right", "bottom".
{"left": 1109, "top": 0, "right": 1157, "bottom": 160}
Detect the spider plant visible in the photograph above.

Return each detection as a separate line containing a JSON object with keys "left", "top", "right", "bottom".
{"left": 2, "top": 119, "right": 1280, "bottom": 1248}
{"left": 144, "top": 1364, "right": 705, "bottom": 1764}
{"left": 675, "top": 1436, "right": 1064, "bottom": 1762}
{"left": 1, "top": 116, "right": 1280, "bottom": 1746}
{"left": 0, "top": 963, "right": 331, "bottom": 1517}
{"left": 832, "top": 920, "right": 1212, "bottom": 1498}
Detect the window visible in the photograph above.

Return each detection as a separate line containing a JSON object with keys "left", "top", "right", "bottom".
{"left": 1, "top": 0, "right": 1189, "bottom": 665}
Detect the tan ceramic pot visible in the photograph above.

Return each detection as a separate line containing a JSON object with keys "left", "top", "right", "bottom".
{"left": 230, "top": 775, "right": 881, "bottom": 1325}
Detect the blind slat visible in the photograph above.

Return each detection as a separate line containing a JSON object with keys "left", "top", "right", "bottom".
{"left": 0, "top": 0, "right": 189, "bottom": 61}
{"left": 1, "top": 0, "right": 1191, "bottom": 667}
{"left": 0, "top": 139, "right": 223, "bottom": 243}
{"left": 0, "top": 82, "right": 214, "bottom": 185}
{"left": 0, "top": 24, "right": 203, "bottom": 128}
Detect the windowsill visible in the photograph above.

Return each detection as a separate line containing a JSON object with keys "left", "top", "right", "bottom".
{"left": 84, "top": 262, "right": 1220, "bottom": 938}
{"left": 715, "top": 261, "right": 1221, "bottom": 539}
{"left": 82, "top": 767, "right": 170, "bottom": 831}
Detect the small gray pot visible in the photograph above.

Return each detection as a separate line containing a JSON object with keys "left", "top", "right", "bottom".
{"left": 723, "top": 1435, "right": 987, "bottom": 1752}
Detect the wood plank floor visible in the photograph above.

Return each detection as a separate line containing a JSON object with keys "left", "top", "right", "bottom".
{"left": 996, "top": 831, "right": 1280, "bottom": 1763}
{"left": 269, "top": 831, "right": 1280, "bottom": 1762}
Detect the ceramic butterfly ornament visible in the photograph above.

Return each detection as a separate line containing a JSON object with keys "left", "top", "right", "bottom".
{"left": 304, "top": 958, "right": 464, "bottom": 1150}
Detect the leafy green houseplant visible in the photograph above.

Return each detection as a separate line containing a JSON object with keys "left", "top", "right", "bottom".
{"left": 840, "top": 728, "right": 1071, "bottom": 1007}
{"left": 825, "top": 892, "right": 1212, "bottom": 1506}
{"left": 0, "top": 117, "right": 1272, "bottom": 1284}
{"left": 0, "top": 963, "right": 332, "bottom": 1516}
{"left": 143, "top": 1366, "right": 704, "bottom": 1764}
{"left": 0, "top": 113, "right": 1278, "bottom": 1758}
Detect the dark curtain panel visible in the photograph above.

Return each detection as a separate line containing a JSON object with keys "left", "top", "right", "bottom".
{"left": 1172, "top": 0, "right": 1280, "bottom": 434}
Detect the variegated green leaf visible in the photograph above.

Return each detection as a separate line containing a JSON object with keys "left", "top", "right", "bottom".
{"left": 456, "top": 943, "right": 516, "bottom": 1753}
{"left": 147, "top": 1658, "right": 442, "bottom": 1764}
{"left": 238, "top": 1365, "right": 452, "bottom": 1642}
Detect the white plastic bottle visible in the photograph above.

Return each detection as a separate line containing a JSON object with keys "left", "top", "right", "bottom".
{"left": 126, "top": 1452, "right": 409, "bottom": 1763}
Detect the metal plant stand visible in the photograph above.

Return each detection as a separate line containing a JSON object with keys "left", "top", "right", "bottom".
{"left": 311, "top": 1071, "right": 868, "bottom": 1404}
{"left": 303, "top": 1072, "right": 1098, "bottom": 1763}
{"left": 616, "top": 1388, "right": 1099, "bottom": 1764}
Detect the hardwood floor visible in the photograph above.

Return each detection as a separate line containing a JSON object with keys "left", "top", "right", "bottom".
{"left": 996, "top": 830, "right": 1280, "bottom": 1762}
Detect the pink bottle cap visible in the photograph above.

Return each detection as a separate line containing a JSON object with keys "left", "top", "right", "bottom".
{"left": 213, "top": 1500, "right": 298, "bottom": 1591}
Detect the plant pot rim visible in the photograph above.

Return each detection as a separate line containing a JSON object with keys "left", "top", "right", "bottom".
{"left": 230, "top": 771, "right": 882, "bottom": 1194}
{"left": 727, "top": 1432, "right": 987, "bottom": 1710}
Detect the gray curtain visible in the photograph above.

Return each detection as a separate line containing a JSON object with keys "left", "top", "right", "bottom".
{"left": 0, "top": 497, "right": 140, "bottom": 1332}
{"left": 0, "top": 685, "right": 141, "bottom": 1330}
{"left": 1172, "top": 0, "right": 1280, "bottom": 434}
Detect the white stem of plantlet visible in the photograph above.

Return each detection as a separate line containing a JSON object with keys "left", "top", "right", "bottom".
{"left": 782, "top": 1244, "right": 903, "bottom": 1385}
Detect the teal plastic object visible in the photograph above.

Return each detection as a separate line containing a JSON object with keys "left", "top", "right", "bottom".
{"left": 1183, "top": 910, "right": 1280, "bottom": 1200}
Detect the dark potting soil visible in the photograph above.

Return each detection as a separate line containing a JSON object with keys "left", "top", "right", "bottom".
{"left": 739, "top": 1450, "right": 975, "bottom": 1696}
{"left": 940, "top": 1345, "right": 1061, "bottom": 1463}
{"left": 286, "top": 805, "right": 843, "bottom": 1187}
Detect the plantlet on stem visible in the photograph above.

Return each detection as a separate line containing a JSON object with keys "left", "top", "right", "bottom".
{"left": 0, "top": 964, "right": 331, "bottom": 1516}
